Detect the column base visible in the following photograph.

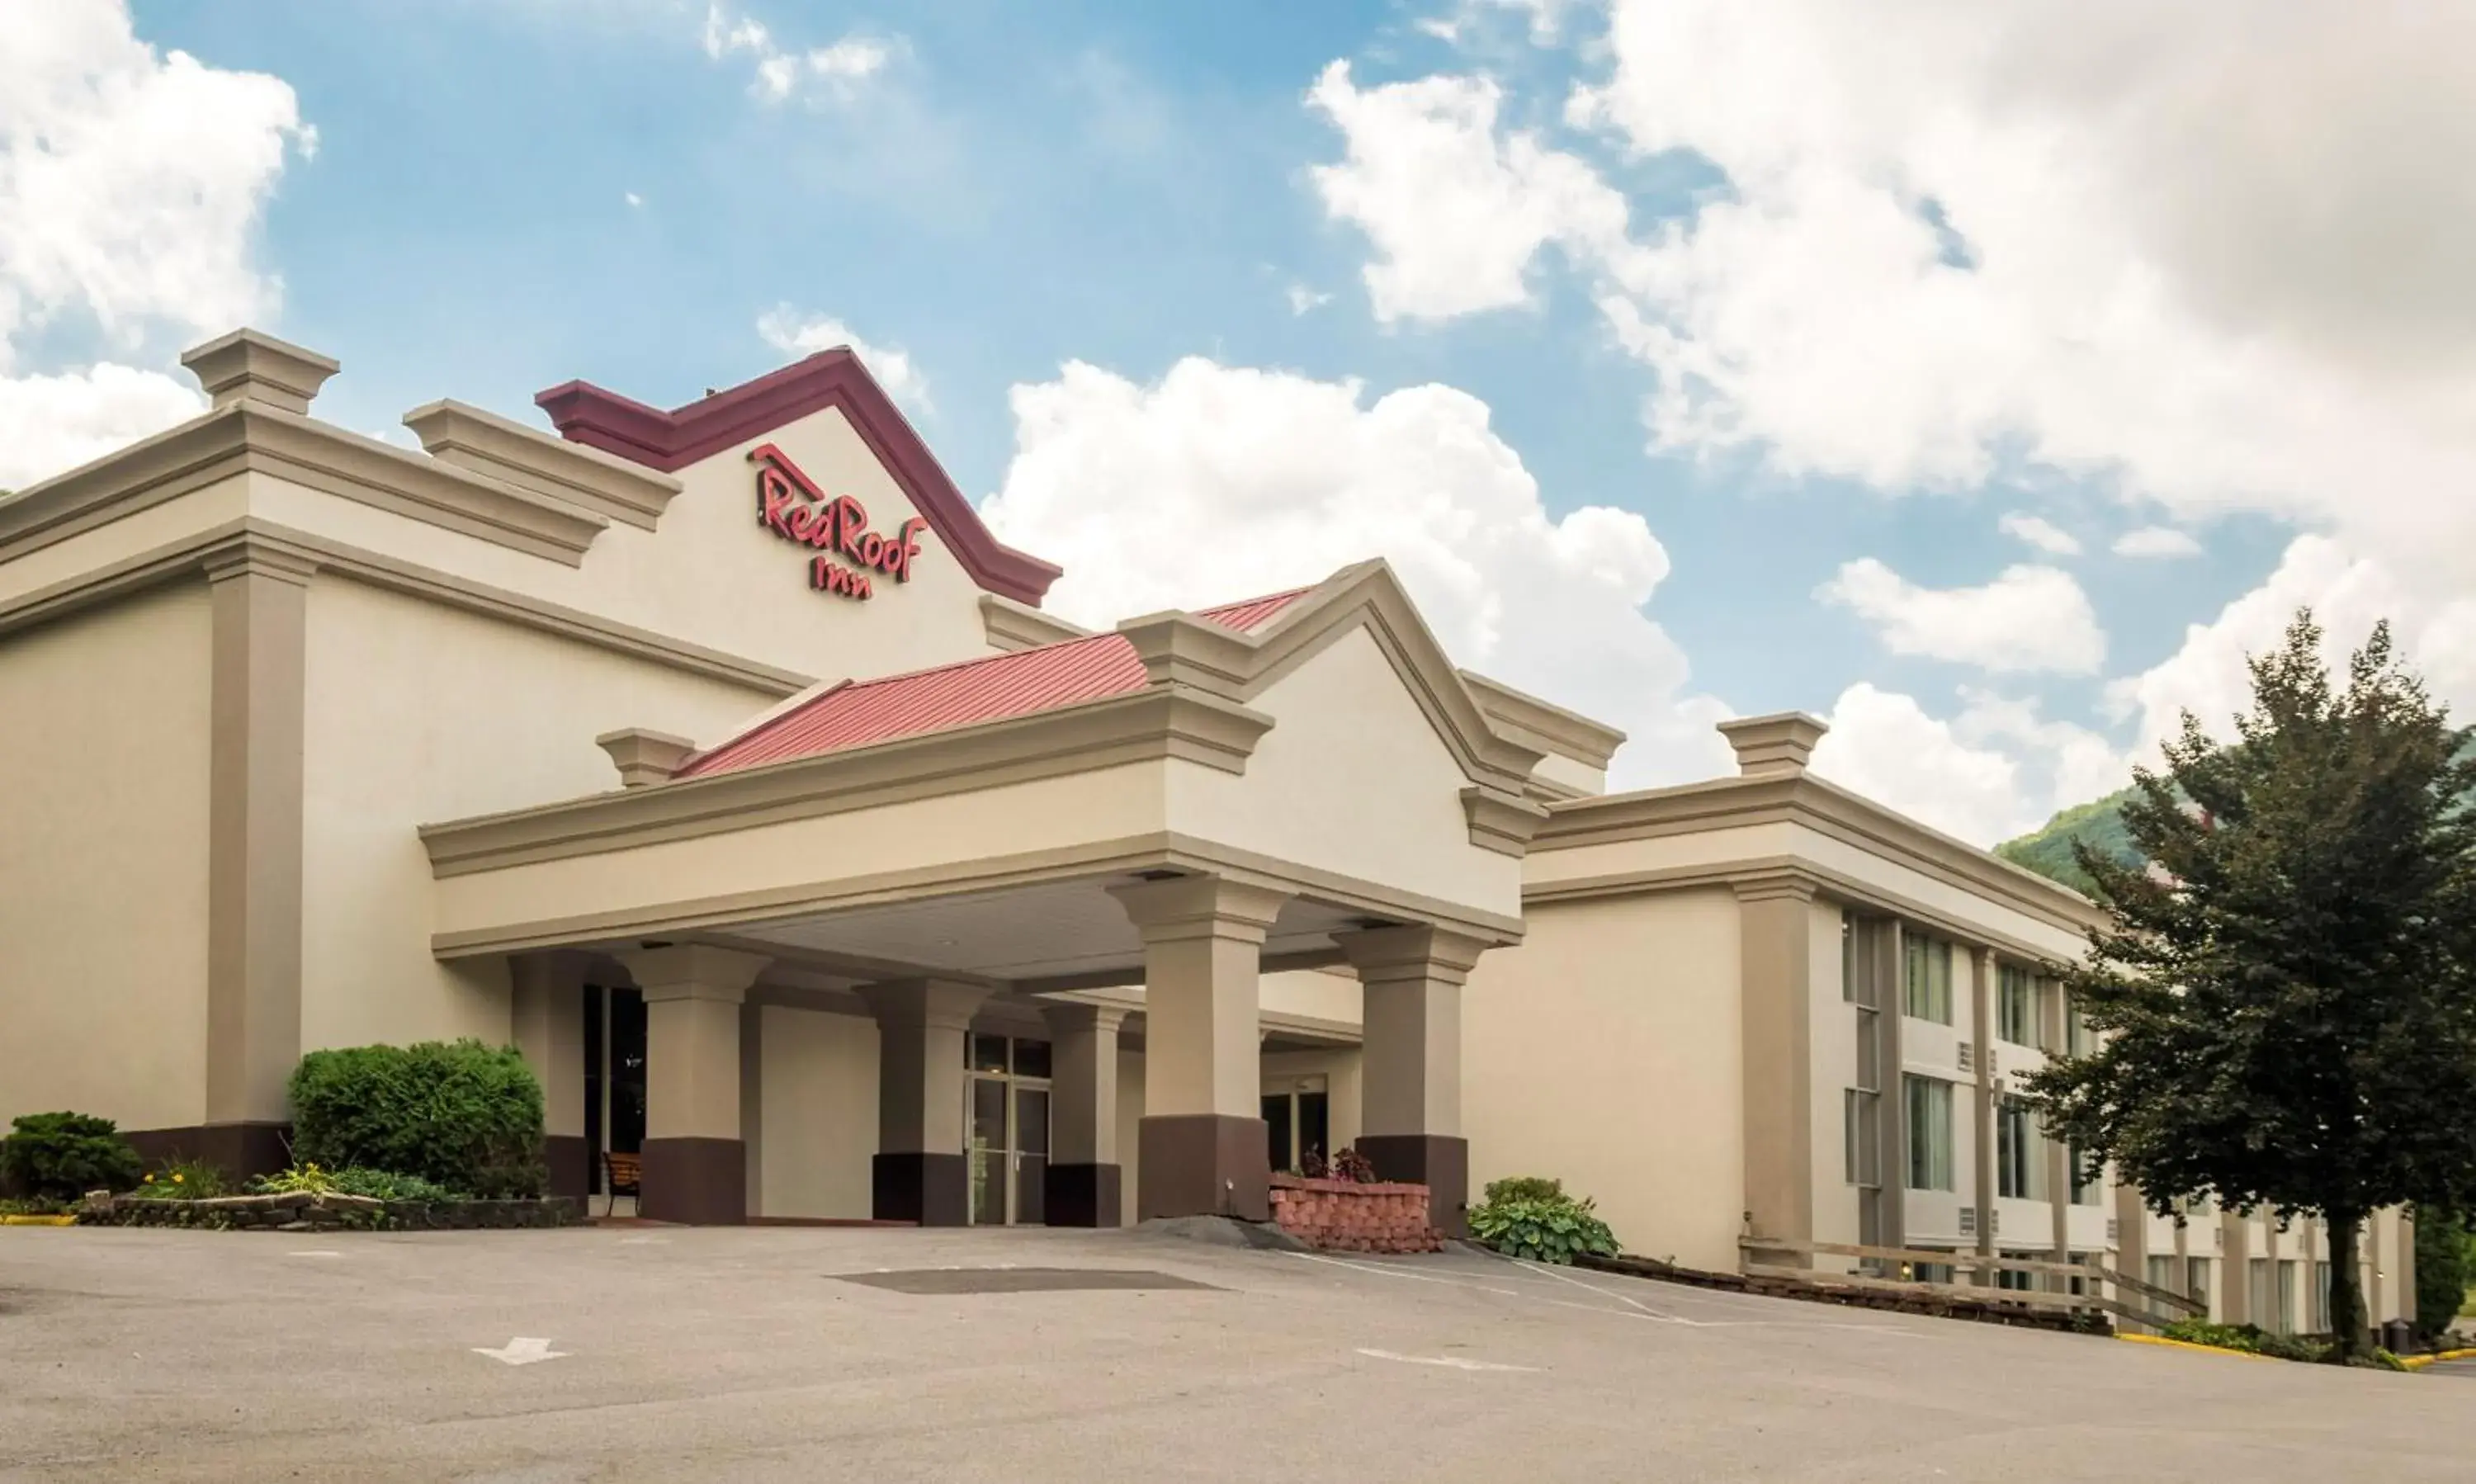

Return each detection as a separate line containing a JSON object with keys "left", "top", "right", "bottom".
{"left": 544, "top": 1134, "right": 592, "bottom": 1205}
{"left": 640, "top": 1137, "right": 747, "bottom": 1224}
{"left": 1137, "top": 1115, "right": 1269, "bottom": 1222}
{"left": 873, "top": 1152, "right": 969, "bottom": 1226}
{"left": 1358, "top": 1133, "right": 1468, "bottom": 1237}
{"left": 1043, "top": 1163, "right": 1122, "bottom": 1227}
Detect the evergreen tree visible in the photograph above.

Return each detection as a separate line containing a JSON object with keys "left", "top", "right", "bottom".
{"left": 2026, "top": 612, "right": 2476, "bottom": 1358}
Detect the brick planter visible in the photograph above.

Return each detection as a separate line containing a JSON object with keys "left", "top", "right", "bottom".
{"left": 78, "top": 1190, "right": 579, "bottom": 1231}
{"left": 1269, "top": 1174, "right": 1444, "bottom": 1254}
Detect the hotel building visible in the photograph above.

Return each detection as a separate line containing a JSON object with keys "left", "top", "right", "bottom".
{"left": 0, "top": 329, "right": 2412, "bottom": 1330}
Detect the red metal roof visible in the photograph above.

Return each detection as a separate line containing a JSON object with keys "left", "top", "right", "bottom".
{"left": 678, "top": 587, "right": 1312, "bottom": 779}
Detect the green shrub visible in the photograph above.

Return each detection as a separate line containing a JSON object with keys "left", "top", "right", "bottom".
{"left": 0, "top": 1194, "right": 72, "bottom": 1217}
{"left": 2160, "top": 1317, "right": 2407, "bottom": 1368}
{"left": 329, "top": 1168, "right": 465, "bottom": 1203}
{"left": 126, "top": 1159, "right": 230, "bottom": 1199}
{"left": 0, "top": 1113, "right": 144, "bottom": 1199}
{"left": 288, "top": 1040, "right": 546, "bottom": 1199}
{"left": 1467, "top": 1178, "right": 1619, "bottom": 1265}
{"left": 1482, "top": 1175, "right": 1566, "bottom": 1205}
{"left": 247, "top": 1163, "right": 467, "bottom": 1203}
{"left": 249, "top": 1162, "right": 339, "bottom": 1196}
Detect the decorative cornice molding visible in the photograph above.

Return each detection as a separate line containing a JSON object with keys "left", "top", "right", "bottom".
{"left": 419, "top": 687, "right": 1277, "bottom": 878}
{"left": 1458, "top": 669, "right": 1626, "bottom": 771}
{"left": 980, "top": 593, "right": 1089, "bottom": 653}
{"left": 404, "top": 398, "right": 681, "bottom": 532}
{"left": 1525, "top": 853, "right": 2081, "bottom": 965}
{"left": 0, "top": 517, "right": 810, "bottom": 699}
{"left": 1535, "top": 773, "right": 2106, "bottom": 937}
{"left": 1461, "top": 784, "right": 1550, "bottom": 857}
{"left": 535, "top": 348, "right": 1062, "bottom": 603}
{"left": 0, "top": 403, "right": 608, "bottom": 571}
{"left": 431, "top": 826, "right": 1524, "bottom": 961}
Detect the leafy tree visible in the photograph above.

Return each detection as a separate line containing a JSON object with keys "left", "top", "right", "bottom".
{"left": 2027, "top": 612, "right": 2476, "bottom": 1359}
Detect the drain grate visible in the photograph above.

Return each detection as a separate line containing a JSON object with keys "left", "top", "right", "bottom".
{"left": 832, "top": 1267, "right": 1220, "bottom": 1295}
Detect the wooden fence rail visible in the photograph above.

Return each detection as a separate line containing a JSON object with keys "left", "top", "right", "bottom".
{"left": 1739, "top": 1236, "right": 2206, "bottom": 1325}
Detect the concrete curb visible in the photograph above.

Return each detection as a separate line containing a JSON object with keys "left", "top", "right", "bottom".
{"left": 2115, "top": 1333, "right": 2276, "bottom": 1362}
{"left": 0, "top": 1214, "right": 78, "bottom": 1226}
{"left": 2399, "top": 1347, "right": 2476, "bottom": 1372}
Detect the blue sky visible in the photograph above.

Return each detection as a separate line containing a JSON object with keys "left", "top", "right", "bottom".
{"left": 17, "top": 2, "right": 2474, "bottom": 843}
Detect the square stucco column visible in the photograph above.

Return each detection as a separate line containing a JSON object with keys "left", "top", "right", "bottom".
{"left": 1736, "top": 877, "right": 1815, "bottom": 1265}
{"left": 618, "top": 945, "right": 770, "bottom": 1225}
{"left": 1040, "top": 1002, "right": 1128, "bottom": 1226}
{"left": 1337, "top": 924, "right": 1486, "bottom": 1238}
{"left": 860, "top": 980, "right": 990, "bottom": 1226}
{"left": 509, "top": 951, "right": 590, "bottom": 1204}
{"left": 1111, "top": 875, "right": 1290, "bottom": 1223}
{"left": 201, "top": 546, "right": 315, "bottom": 1179}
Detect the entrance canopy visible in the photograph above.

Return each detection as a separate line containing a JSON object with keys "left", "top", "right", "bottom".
{"left": 425, "top": 558, "right": 1556, "bottom": 1226}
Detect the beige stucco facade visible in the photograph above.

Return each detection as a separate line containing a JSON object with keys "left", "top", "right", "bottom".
{"left": 0, "top": 328, "right": 2415, "bottom": 1330}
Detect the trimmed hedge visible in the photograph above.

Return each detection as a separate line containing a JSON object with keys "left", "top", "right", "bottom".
{"left": 2, "top": 1112, "right": 143, "bottom": 1200}
{"left": 288, "top": 1041, "right": 547, "bottom": 1200}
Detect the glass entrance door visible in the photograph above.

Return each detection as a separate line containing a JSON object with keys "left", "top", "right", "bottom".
{"left": 966, "top": 1035, "right": 1051, "bottom": 1225}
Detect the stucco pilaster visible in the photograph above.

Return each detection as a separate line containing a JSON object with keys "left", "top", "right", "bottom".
{"left": 1736, "top": 876, "right": 1817, "bottom": 1264}
{"left": 202, "top": 545, "right": 314, "bottom": 1169}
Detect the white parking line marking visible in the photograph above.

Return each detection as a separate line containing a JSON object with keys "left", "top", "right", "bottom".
{"left": 1357, "top": 1348, "right": 1538, "bottom": 1373}
{"left": 473, "top": 1337, "right": 568, "bottom": 1366}
{"left": 1279, "top": 1250, "right": 1519, "bottom": 1296}
{"left": 287, "top": 1250, "right": 343, "bottom": 1259}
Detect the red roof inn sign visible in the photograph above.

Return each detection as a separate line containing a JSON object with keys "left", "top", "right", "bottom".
{"left": 750, "top": 443, "right": 928, "bottom": 600}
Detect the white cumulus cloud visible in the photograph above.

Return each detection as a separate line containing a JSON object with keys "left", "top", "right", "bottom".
{"left": 702, "top": 2, "right": 895, "bottom": 104}
{"left": 757, "top": 307, "right": 930, "bottom": 413}
{"left": 1998, "top": 513, "right": 2080, "bottom": 556}
{"left": 976, "top": 357, "right": 1734, "bottom": 785}
{"left": 1818, "top": 558, "right": 2105, "bottom": 674}
{"left": 1307, "top": 61, "right": 1628, "bottom": 323}
{"left": 2107, "top": 535, "right": 2476, "bottom": 764}
{"left": 2112, "top": 525, "right": 2201, "bottom": 560}
{"left": 0, "top": 0, "right": 310, "bottom": 491}
{"left": 1809, "top": 683, "right": 2121, "bottom": 845}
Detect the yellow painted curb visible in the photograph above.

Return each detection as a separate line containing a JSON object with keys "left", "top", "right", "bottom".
{"left": 2117, "top": 1333, "right": 2276, "bottom": 1362}
{"left": 2400, "top": 1347, "right": 2476, "bottom": 1372}
{"left": 0, "top": 1214, "right": 77, "bottom": 1226}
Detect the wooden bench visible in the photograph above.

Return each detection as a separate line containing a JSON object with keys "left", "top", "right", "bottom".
{"left": 603, "top": 1151, "right": 641, "bottom": 1217}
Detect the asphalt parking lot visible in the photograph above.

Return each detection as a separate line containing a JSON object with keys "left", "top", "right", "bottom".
{"left": 2, "top": 1223, "right": 2466, "bottom": 1482}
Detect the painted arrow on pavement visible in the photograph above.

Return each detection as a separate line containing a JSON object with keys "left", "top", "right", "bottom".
{"left": 473, "top": 1337, "right": 568, "bottom": 1366}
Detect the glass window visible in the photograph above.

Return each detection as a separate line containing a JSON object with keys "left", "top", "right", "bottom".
{"left": 1903, "top": 934, "right": 1953, "bottom": 1023}
{"left": 1841, "top": 913, "right": 1856, "bottom": 1001}
{"left": 1011, "top": 1038, "right": 1052, "bottom": 1080}
{"left": 969, "top": 1033, "right": 1010, "bottom": 1074}
{"left": 1904, "top": 1075, "right": 1954, "bottom": 1191}
{"left": 1996, "top": 1096, "right": 2047, "bottom": 1201}
{"left": 1997, "top": 964, "right": 2035, "bottom": 1045}
{"left": 2313, "top": 1260, "right": 2332, "bottom": 1332}
{"left": 2276, "top": 1260, "right": 2298, "bottom": 1334}
{"left": 2064, "top": 994, "right": 2095, "bottom": 1056}
{"left": 1997, "top": 1255, "right": 2036, "bottom": 1292}
{"left": 2068, "top": 1146, "right": 2104, "bottom": 1207}
{"left": 2186, "top": 1257, "right": 2214, "bottom": 1317}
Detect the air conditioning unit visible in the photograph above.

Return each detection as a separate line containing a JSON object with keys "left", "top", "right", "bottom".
{"left": 1959, "top": 1207, "right": 1977, "bottom": 1236}
{"left": 2106, "top": 1218, "right": 2119, "bottom": 1243}
{"left": 1990, "top": 1208, "right": 2001, "bottom": 1235}
{"left": 1957, "top": 1043, "right": 1974, "bottom": 1074}
{"left": 2213, "top": 1226, "right": 2224, "bottom": 1250}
